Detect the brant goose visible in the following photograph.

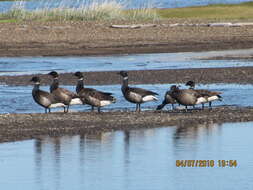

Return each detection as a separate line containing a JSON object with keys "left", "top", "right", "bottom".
{"left": 74, "top": 71, "right": 116, "bottom": 112}
{"left": 170, "top": 85, "right": 207, "bottom": 111}
{"left": 156, "top": 87, "right": 177, "bottom": 110}
{"left": 31, "top": 76, "right": 65, "bottom": 113}
{"left": 118, "top": 71, "right": 158, "bottom": 112}
{"left": 48, "top": 71, "right": 82, "bottom": 113}
{"left": 185, "top": 80, "right": 222, "bottom": 109}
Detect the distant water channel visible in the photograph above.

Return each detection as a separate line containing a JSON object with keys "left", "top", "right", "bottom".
{"left": 0, "top": 0, "right": 252, "bottom": 13}
{"left": 1, "top": 49, "right": 253, "bottom": 76}
{"left": 1, "top": 122, "right": 253, "bottom": 190}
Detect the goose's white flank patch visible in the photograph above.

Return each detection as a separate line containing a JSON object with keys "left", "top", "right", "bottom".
{"left": 70, "top": 98, "right": 83, "bottom": 105}
{"left": 100, "top": 100, "right": 112, "bottom": 107}
{"left": 196, "top": 97, "right": 208, "bottom": 104}
{"left": 49, "top": 103, "right": 66, "bottom": 108}
{"left": 142, "top": 95, "right": 158, "bottom": 102}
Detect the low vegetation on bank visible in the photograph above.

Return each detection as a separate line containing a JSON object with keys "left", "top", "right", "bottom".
{"left": 0, "top": 1, "right": 159, "bottom": 22}
{"left": 0, "top": 1, "right": 253, "bottom": 22}
{"left": 158, "top": 2, "right": 253, "bottom": 20}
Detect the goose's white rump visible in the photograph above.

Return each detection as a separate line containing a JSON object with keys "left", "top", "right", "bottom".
{"left": 208, "top": 95, "right": 221, "bottom": 102}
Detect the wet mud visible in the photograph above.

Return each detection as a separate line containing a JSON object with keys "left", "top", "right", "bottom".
{"left": 0, "top": 106, "right": 252, "bottom": 143}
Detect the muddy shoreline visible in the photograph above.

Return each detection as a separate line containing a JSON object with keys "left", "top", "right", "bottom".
{"left": 1, "top": 66, "right": 253, "bottom": 86}
{"left": 1, "top": 20, "right": 253, "bottom": 57}
{"left": 0, "top": 106, "right": 252, "bottom": 143}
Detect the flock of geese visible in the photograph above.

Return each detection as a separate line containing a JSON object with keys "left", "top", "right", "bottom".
{"left": 31, "top": 71, "right": 222, "bottom": 113}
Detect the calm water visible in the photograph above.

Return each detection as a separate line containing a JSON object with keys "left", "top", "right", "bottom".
{"left": 0, "top": 0, "right": 252, "bottom": 12}
{"left": 0, "top": 83, "right": 252, "bottom": 113}
{"left": 1, "top": 49, "right": 253, "bottom": 76}
{"left": 0, "top": 122, "right": 253, "bottom": 190}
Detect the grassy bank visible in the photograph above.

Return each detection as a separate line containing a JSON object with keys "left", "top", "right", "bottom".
{"left": 0, "top": 1, "right": 253, "bottom": 22}
{"left": 158, "top": 2, "right": 253, "bottom": 20}
{"left": 0, "top": 1, "right": 159, "bottom": 22}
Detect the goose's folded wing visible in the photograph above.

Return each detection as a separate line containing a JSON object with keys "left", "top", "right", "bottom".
{"left": 196, "top": 89, "right": 222, "bottom": 97}
{"left": 59, "top": 87, "right": 76, "bottom": 97}
{"left": 128, "top": 87, "right": 158, "bottom": 97}
{"left": 90, "top": 91, "right": 115, "bottom": 101}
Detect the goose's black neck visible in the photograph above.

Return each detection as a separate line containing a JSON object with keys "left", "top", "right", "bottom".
{"left": 76, "top": 79, "right": 84, "bottom": 93}
{"left": 50, "top": 78, "right": 59, "bottom": 92}
{"left": 121, "top": 76, "right": 128, "bottom": 92}
{"left": 33, "top": 83, "right": 40, "bottom": 91}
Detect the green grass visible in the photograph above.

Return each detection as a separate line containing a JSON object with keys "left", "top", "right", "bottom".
{"left": 0, "top": 19, "right": 16, "bottom": 23}
{"left": 0, "top": 1, "right": 159, "bottom": 22}
{"left": 157, "top": 2, "right": 253, "bottom": 20}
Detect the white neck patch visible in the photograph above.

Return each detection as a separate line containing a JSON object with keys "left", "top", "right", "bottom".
{"left": 78, "top": 78, "right": 84, "bottom": 81}
{"left": 123, "top": 77, "right": 128, "bottom": 80}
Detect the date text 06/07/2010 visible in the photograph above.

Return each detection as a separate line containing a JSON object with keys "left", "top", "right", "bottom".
{"left": 176, "top": 160, "right": 238, "bottom": 168}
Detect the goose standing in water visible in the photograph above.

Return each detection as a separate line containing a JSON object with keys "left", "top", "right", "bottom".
{"left": 185, "top": 81, "right": 222, "bottom": 109}
{"left": 170, "top": 85, "right": 207, "bottom": 111}
{"left": 156, "top": 87, "right": 177, "bottom": 110}
{"left": 31, "top": 76, "right": 65, "bottom": 113}
{"left": 48, "top": 71, "right": 82, "bottom": 113}
{"left": 118, "top": 71, "right": 158, "bottom": 112}
{"left": 74, "top": 71, "right": 116, "bottom": 113}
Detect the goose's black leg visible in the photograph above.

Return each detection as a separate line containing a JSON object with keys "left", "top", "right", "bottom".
{"left": 172, "top": 104, "right": 174, "bottom": 110}
{"left": 66, "top": 105, "right": 69, "bottom": 113}
{"left": 63, "top": 107, "right": 66, "bottom": 113}
{"left": 138, "top": 104, "right": 141, "bottom": 112}
{"left": 202, "top": 103, "right": 205, "bottom": 110}
{"left": 45, "top": 108, "right": 47, "bottom": 114}
{"left": 98, "top": 107, "right": 101, "bottom": 113}
{"left": 185, "top": 106, "right": 188, "bottom": 112}
{"left": 135, "top": 104, "right": 138, "bottom": 112}
{"left": 91, "top": 106, "right": 94, "bottom": 112}
{"left": 209, "top": 102, "right": 212, "bottom": 110}
{"left": 49, "top": 108, "right": 51, "bottom": 113}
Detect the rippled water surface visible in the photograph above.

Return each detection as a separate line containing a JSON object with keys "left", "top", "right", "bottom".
{"left": 0, "top": 83, "right": 252, "bottom": 114}
{"left": 0, "top": 122, "right": 253, "bottom": 190}
{"left": 1, "top": 49, "right": 253, "bottom": 76}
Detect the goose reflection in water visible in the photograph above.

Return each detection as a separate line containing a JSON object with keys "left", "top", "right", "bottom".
{"left": 172, "top": 121, "right": 223, "bottom": 153}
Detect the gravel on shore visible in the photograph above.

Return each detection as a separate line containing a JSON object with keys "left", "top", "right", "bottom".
{"left": 0, "top": 106, "right": 252, "bottom": 143}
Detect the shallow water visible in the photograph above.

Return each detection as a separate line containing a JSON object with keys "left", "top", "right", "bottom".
{"left": 0, "top": 0, "right": 251, "bottom": 13}
{"left": 1, "top": 49, "right": 253, "bottom": 76}
{"left": 0, "top": 121, "right": 253, "bottom": 190}
{"left": 0, "top": 83, "right": 252, "bottom": 113}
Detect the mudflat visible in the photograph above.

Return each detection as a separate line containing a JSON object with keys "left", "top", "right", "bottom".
{"left": 1, "top": 67, "right": 253, "bottom": 86}
{"left": 1, "top": 19, "right": 253, "bottom": 57}
{"left": 0, "top": 106, "right": 253, "bottom": 143}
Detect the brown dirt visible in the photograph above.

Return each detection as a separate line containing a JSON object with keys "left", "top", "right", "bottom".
{"left": 0, "top": 106, "right": 253, "bottom": 143}
{"left": 1, "top": 19, "right": 253, "bottom": 57}
{"left": 1, "top": 67, "right": 253, "bottom": 86}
